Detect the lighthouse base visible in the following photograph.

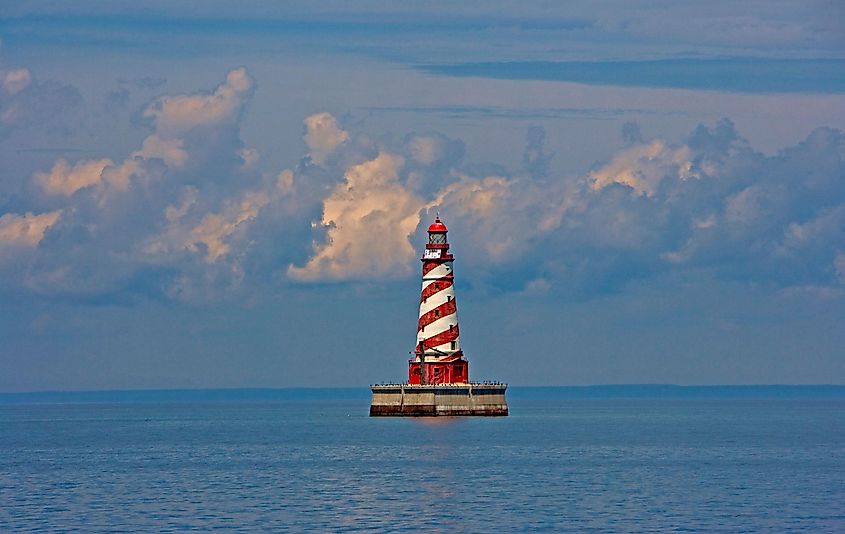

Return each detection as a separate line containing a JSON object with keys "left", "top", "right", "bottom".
{"left": 369, "top": 383, "right": 508, "bottom": 416}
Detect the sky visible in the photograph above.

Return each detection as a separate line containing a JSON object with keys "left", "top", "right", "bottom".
{"left": 1, "top": 1, "right": 844, "bottom": 392}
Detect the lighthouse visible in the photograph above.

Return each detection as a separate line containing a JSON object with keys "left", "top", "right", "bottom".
{"left": 370, "top": 216, "right": 508, "bottom": 416}
{"left": 409, "top": 216, "right": 468, "bottom": 384}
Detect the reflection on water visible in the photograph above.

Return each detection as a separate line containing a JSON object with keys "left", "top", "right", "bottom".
{"left": 1, "top": 393, "right": 844, "bottom": 531}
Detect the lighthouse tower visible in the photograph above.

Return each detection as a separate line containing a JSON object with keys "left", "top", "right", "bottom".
{"left": 369, "top": 215, "right": 508, "bottom": 416}
{"left": 408, "top": 216, "right": 469, "bottom": 385}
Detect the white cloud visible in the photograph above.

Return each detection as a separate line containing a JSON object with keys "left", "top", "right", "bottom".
{"left": 590, "top": 140, "right": 695, "bottom": 197}
{"left": 33, "top": 158, "right": 114, "bottom": 196}
{"left": 133, "top": 134, "right": 188, "bottom": 167}
{"left": 303, "top": 112, "right": 348, "bottom": 166}
{"left": 435, "top": 174, "right": 511, "bottom": 219}
{"left": 189, "top": 191, "right": 269, "bottom": 262}
{"left": 32, "top": 157, "right": 143, "bottom": 197}
{"left": 0, "top": 211, "right": 61, "bottom": 252}
{"left": 3, "top": 68, "right": 32, "bottom": 95}
{"left": 30, "top": 68, "right": 257, "bottom": 206}
{"left": 142, "top": 67, "right": 254, "bottom": 135}
{"left": 289, "top": 152, "right": 422, "bottom": 281}
{"left": 144, "top": 190, "right": 270, "bottom": 263}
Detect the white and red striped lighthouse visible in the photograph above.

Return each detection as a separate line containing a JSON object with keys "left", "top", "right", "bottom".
{"left": 408, "top": 216, "right": 469, "bottom": 385}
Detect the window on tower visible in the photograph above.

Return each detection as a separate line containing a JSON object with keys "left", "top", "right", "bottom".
{"left": 430, "top": 233, "right": 447, "bottom": 245}
{"left": 451, "top": 341, "right": 457, "bottom": 350}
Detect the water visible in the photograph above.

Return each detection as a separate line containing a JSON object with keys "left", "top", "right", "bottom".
{"left": 1, "top": 387, "right": 844, "bottom": 532}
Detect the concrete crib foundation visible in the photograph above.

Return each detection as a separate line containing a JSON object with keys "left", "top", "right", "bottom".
{"left": 369, "top": 383, "right": 508, "bottom": 416}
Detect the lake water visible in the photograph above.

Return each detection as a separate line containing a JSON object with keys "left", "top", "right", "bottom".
{"left": 1, "top": 387, "right": 844, "bottom": 532}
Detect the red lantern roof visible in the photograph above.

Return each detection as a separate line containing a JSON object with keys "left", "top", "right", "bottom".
{"left": 428, "top": 216, "right": 448, "bottom": 233}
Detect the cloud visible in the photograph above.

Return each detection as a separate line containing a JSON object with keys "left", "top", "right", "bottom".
{"left": 142, "top": 67, "right": 254, "bottom": 135}
{"left": 522, "top": 125, "right": 553, "bottom": 179}
{"left": 238, "top": 147, "right": 260, "bottom": 169}
{"left": 303, "top": 112, "right": 349, "bottom": 166}
{"left": 419, "top": 58, "right": 845, "bottom": 94}
{"left": 3, "top": 68, "right": 32, "bottom": 95}
{"left": 30, "top": 67, "right": 255, "bottom": 202}
{"left": 8, "top": 68, "right": 274, "bottom": 301}
{"left": 33, "top": 158, "right": 115, "bottom": 196}
{"left": 590, "top": 140, "right": 696, "bottom": 197}
{"left": 621, "top": 122, "right": 643, "bottom": 145}
{"left": 407, "top": 134, "right": 449, "bottom": 166}
{"left": 276, "top": 169, "right": 294, "bottom": 194}
{"left": 437, "top": 175, "right": 511, "bottom": 219}
{"left": 105, "top": 87, "right": 130, "bottom": 111}
{"left": 0, "top": 68, "right": 82, "bottom": 135}
{"left": 0, "top": 211, "right": 61, "bottom": 251}
{"left": 289, "top": 152, "right": 423, "bottom": 281}
{"left": 188, "top": 191, "right": 270, "bottom": 263}
{"left": 133, "top": 134, "right": 188, "bottom": 167}
{"left": 5, "top": 66, "right": 845, "bottom": 305}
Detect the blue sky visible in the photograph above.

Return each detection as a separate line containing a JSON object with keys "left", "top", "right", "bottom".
{"left": 1, "top": 1, "right": 844, "bottom": 391}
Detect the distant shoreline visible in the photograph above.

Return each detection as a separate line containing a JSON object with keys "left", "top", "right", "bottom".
{"left": 2, "top": 385, "right": 844, "bottom": 405}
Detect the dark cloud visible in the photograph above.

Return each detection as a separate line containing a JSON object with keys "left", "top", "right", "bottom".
{"left": 620, "top": 122, "right": 642, "bottom": 145}
{"left": 105, "top": 87, "right": 130, "bottom": 112}
{"left": 0, "top": 70, "right": 83, "bottom": 137}
{"left": 420, "top": 59, "right": 845, "bottom": 94}
{"left": 127, "top": 76, "right": 167, "bottom": 89}
{"left": 523, "top": 125, "right": 553, "bottom": 179}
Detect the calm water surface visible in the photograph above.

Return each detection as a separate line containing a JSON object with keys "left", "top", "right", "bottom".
{"left": 1, "top": 387, "right": 844, "bottom": 532}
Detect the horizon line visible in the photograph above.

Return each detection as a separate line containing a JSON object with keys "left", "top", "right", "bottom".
{"left": 2, "top": 384, "right": 844, "bottom": 404}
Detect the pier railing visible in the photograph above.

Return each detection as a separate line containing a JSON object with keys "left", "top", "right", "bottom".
{"left": 371, "top": 381, "right": 507, "bottom": 387}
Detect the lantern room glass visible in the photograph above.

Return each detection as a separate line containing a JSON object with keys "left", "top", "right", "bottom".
{"left": 430, "top": 233, "right": 447, "bottom": 245}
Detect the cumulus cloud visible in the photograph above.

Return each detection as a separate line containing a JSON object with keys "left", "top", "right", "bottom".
{"left": 33, "top": 158, "right": 115, "bottom": 196}
{"left": 6, "top": 68, "right": 277, "bottom": 301}
{"left": 142, "top": 67, "right": 254, "bottom": 135}
{"left": 407, "top": 134, "right": 458, "bottom": 167}
{"left": 3, "top": 68, "right": 32, "bottom": 95}
{"left": 590, "top": 140, "right": 696, "bottom": 197}
{"left": 285, "top": 117, "right": 845, "bottom": 299}
{"left": 276, "top": 169, "right": 294, "bottom": 194}
{"left": 4, "top": 66, "right": 845, "bottom": 305}
{"left": 133, "top": 135, "right": 188, "bottom": 167}
{"left": 289, "top": 152, "right": 423, "bottom": 281}
{"left": 522, "top": 125, "right": 553, "bottom": 179}
{"left": 0, "top": 211, "right": 61, "bottom": 251}
{"left": 0, "top": 68, "right": 82, "bottom": 135}
{"left": 303, "top": 112, "right": 349, "bottom": 165}
{"left": 188, "top": 191, "right": 270, "bottom": 262}
{"left": 30, "top": 67, "right": 256, "bottom": 203}
{"left": 436, "top": 175, "right": 511, "bottom": 219}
